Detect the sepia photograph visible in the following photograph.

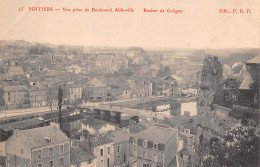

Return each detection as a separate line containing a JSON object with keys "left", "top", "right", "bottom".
{"left": 0, "top": 0, "right": 259, "bottom": 167}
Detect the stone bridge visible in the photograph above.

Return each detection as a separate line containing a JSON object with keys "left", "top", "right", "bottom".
{"left": 82, "top": 104, "right": 173, "bottom": 125}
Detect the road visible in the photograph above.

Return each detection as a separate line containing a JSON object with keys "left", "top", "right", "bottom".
{"left": 0, "top": 106, "right": 57, "bottom": 119}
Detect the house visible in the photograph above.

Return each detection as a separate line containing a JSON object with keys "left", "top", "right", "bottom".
{"left": 128, "top": 125, "right": 178, "bottom": 167}
{"left": 29, "top": 86, "right": 48, "bottom": 108}
{"left": 177, "top": 131, "right": 195, "bottom": 167}
{"left": 5, "top": 125, "right": 70, "bottom": 167}
{"left": 150, "top": 78, "right": 174, "bottom": 96}
{"left": 239, "top": 55, "right": 260, "bottom": 107}
{"left": 121, "top": 85, "right": 131, "bottom": 99}
{"left": 0, "top": 118, "right": 46, "bottom": 142}
{"left": 67, "top": 83, "right": 83, "bottom": 104}
{"left": 6, "top": 64, "right": 24, "bottom": 77}
{"left": 80, "top": 134, "right": 114, "bottom": 167}
{"left": 175, "top": 57, "right": 190, "bottom": 67}
{"left": 127, "top": 78, "right": 152, "bottom": 98}
{"left": 164, "top": 75, "right": 181, "bottom": 97}
{"left": 95, "top": 55, "right": 119, "bottom": 74}
{"left": 70, "top": 145, "right": 96, "bottom": 167}
{"left": 47, "top": 82, "right": 67, "bottom": 107}
{"left": 110, "top": 128, "right": 130, "bottom": 167}
{"left": 3, "top": 85, "right": 30, "bottom": 109}
{"left": 84, "top": 78, "right": 108, "bottom": 102}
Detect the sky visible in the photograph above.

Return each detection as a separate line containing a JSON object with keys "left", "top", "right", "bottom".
{"left": 0, "top": 0, "right": 259, "bottom": 49}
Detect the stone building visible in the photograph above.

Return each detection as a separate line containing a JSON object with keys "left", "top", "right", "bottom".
{"left": 5, "top": 125, "right": 70, "bottom": 167}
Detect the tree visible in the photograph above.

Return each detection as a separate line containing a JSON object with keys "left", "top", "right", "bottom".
{"left": 249, "top": 82, "right": 259, "bottom": 108}
{"left": 224, "top": 78, "right": 241, "bottom": 90}
{"left": 223, "top": 78, "right": 241, "bottom": 108}
{"left": 58, "top": 86, "right": 63, "bottom": 129}
{"left": 202, "top": 122, "right": 259, "bottom": 167}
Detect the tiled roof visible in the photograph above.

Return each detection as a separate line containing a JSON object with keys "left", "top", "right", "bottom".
{"left": 3, "top": 85, "right": 29, "bottom": 92}
{"left": 91, "top": 134, "right": 113, "bottom": 147}
{"left": 133, "top": 126, "right": 177, "bottom": 144}
{"left": 166, "top": 157, "right": 177, "bottom": 167}
{"left": 128, "top": 123, "right": 147, "bottom": 134}
{"left": 89, "top": 78, "right": 106, "bottom": 87}
{"left": 240, "top": 72, "right": 254, "bottom": 89}
{"left": 70, "top": 146, "right": 95, "bottom": 165}
{"left": 246, "top": 55, "right": 260, "bottom": 64}
{"left": 110, "top": 129, "right": 130, "bottom": 143}
{"left": 0, "top": 118, "right": 44, "bottom": 132}
{"left": 9, "top": 125, "right": 69, "bottom": 148}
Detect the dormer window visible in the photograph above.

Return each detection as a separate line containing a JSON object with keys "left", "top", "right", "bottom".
{"left": 153, "top": 143, "right": 159, "bottom": 150}
{"left": 133, "top": 138, "right": 138, "bottom": 145}
{"left": 143, "top": 140, "right": 148, "bottom": 147}
{"left": 45, "top": 137, "right": 52, "bottom": 144}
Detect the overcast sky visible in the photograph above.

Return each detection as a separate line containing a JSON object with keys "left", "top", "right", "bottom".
{"left": 0, "top": 0, "right": 259, "bottom": 49}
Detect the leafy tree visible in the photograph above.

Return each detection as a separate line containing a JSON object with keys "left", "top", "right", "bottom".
{"left": 224, "top": 78, "right": 241, "bottom": 90}
{"left": 202, "top": 122, "right": 259, "bottom": 167}
{"left": 249, "top": 82, "right": 259, "bottom": 108}
{"left": 222, "top": 78, "right": 241, "bottom": 108}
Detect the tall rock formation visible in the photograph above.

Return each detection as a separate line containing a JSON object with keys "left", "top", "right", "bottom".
{"left": 198, "top": 55, "right": 224, "bottom": 107}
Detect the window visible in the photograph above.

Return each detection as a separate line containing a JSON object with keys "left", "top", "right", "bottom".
{"left": 21, "top": 149, "right": 23, "bottom": 154}
{"left": 59, "top": 158, "right": 64, "bottom": 166}
{"left": 37, "top": 163, "right": 42, "bottom": 167}
{"left": 100, "top": 160, "right": 104, "bottom": 167}
{"left": 49, "top": 148, "right": 53, "bottom": 157}
{"left": 38, "top": 150, "right": 42, "bottom": 159}
{"left": 107, "top": 147, "right": 110, "bottom": 154}
{"left": 45, "top": 137, "right": 52, "bottom": 143}
{"left": 124, "top": 154, "right": 126, "bottom": 162}
{"left": 101, "top": 149, "right": 103, "bottom": 156}
{"left": 60, "top": 145, "right": 64, "bottom": 154}
{"left": 153, "top": 143, "right": 158, "bottom": 150}
{"left": 107, "top": 158, "right": 110, "bottom": 167}
{"left": 117, "top": 156, "right": 120, "bottom": 163}
{"left": 117, "top": 145, "right": 120, "bottom": 152}
{"left": 133, "top": 148, "right": 137, "bottom": 157}
{"left": 133, "top": 138, "right": 138, "bottom": 145}
{"left": 153, "top": 154, "right": 158, "bottom": 162}
{"left": 180, "top": 153, "right": 183, "bottom": 158}
{"left": 50, "top": 160, "right": 54, "bottom": 167}
{"left": 143, "top": 163, "right": 149, "bottom": 167}
{"left": 143, "top": 140, "right": 148, "bottom": 147}
{"left": 142, "top": 151, "right": 147, "bottom": 159}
